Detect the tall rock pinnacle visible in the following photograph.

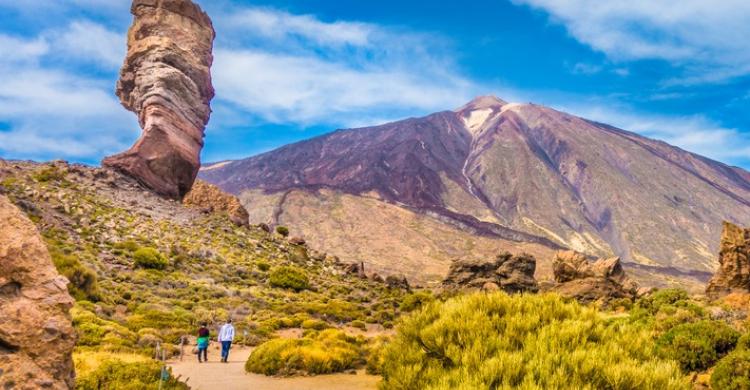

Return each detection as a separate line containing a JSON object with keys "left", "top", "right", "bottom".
{"left": 103, "top": 0, "right": 216, "bottom": 199}
{"left": 706, "top": 222, "right": 750, "bottom": 299}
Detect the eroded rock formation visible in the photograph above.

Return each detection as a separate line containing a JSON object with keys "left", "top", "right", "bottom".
{"left": 103, "top": 0, "right": 215, "bottom": 199}
{"left": 0, "top": 195, "right": 76, "bottom": 389}
{"left": 442, "top": 252, "right": 538, "bottom": 293}
{"left": 183, "top": 180, "right": 249, "bottom": 227}
{"left": 549, "top": 250, "right": 638, "bottom": 303}
{"left": 706, "top": 222, "right": 750, "bottom": 299}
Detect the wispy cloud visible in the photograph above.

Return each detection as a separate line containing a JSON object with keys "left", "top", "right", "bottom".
{"left": 512, "top": 0, "right": 750, "bottom": 85}
{"left": 556, "top": 101, "right": 750, "bottom": 167}
{"left": 212, "top": 7, "right": 476, "bottom": 127}
{"left": 0, "top": 29, "right": 136, "bottom": 162}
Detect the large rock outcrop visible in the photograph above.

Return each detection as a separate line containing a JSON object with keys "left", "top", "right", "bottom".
{"left": 0, "top": 195, "right": 76, "bottom": 389}
{"left": 549, "top": 250, "right": 638, "bottom": 303}
{"left": 103, "top": 0, "right": 216, "bottom": 200}
{"left": 442, "top": 252, "right": 538, "bottom": 293}
{"left": 183, "top": 180, "right": 249, "bottom": 227}
{"left": 706, "top": 222, "right": 750, "bottom": 299}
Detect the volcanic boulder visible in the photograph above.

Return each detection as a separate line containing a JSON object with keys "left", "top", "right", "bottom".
{"left": 0, "top": 195, "right": 76, "bottom": 390}
{"left": 103, "top": 0, "right": 216, "bottom": 199}
{"left": 550, "top": 250, "right": 638, "bottom": 303}
{"left": 183, "top": 180, "right": 249, "bottom": 227}
{"left": 442, "top": 252, "right": 538, "bottom": 293}
{"left": 706, "top": 222, "right": 750, "bottom": 299}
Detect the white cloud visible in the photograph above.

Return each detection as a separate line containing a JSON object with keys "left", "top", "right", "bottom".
{"left": 557, "top": 101, "right": 750, "bottom": 166}
{"left": 222, "top": 8, "right": 372, "bottom": 47}
{"left": 512, "top": 0, "right": 750, "bottom": 84}
{"left": 212, "top": 7, "right": 476, "bottom": 127}
{"left": 0, "top": 31, "right": 136, "bottom": 162}
{"left": 51, "top": 20, "right": 125, "bottom": 68}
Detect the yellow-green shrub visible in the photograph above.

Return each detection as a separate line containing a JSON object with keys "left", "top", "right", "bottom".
{"left": 76, "top": 358, "right": 186, "bottom": 390}
{"left": 133, "top": 248, "right": 168, "bottom": 270}
{"left": 656, "top": 320, "right": 740, "bottom": 372}
{"left": 269, "top": 266, "right": 309, "bottom": 291}
{"left": 72, "top": 305, "right": 137, "bottom": 349}
{"left": 710, "top": 350, "right": 750, "bottom": 390}
{"left": 245, "top": 329, "right": 362, "bottom": 376}
{"left": 379, "top": 292, "right": 687, "bottom": 390}
{"left": 399, "top": 291, "right": 434, "bottom": 312}
{"left": 301, "top": 319, "right": 329, "bottom": 330}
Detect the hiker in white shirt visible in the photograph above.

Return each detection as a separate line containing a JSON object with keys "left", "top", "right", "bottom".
{"left": 218, "top": 319, "right": 235, "bottom": 363}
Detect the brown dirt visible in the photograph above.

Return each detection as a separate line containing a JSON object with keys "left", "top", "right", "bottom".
{"left": 168, "top": 346, "right": 379, "bottom": 390}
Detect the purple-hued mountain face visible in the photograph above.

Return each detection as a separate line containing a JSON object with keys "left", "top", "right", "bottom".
{"left": 201, "top": 96, "right": 750, "bottom": 285}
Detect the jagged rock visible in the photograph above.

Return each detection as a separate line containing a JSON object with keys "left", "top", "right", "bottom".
{"left": 385, "top": 275, "right": 410, "bottom": 290}
{"left": 706, "top": 222, "right": 750, "bottom": 299}
{"left": 343, "top": 262, "right": 367, "bottom": 279}
{"left": 370, "top": 273, "right": 385, "bottom": 283}
{"left": 103, "top": 0, "right": 215, "bottom": 199}
{"left": 0, "top": 195, "right": 76, "bottom": 389}
{"left": 183, "top": 180, "right": 249, "bottom": 227}
{"left": 442, "top": 252, "right": 539, "bottom": 294}
{"left": 549, "top": 250, "right": 638, "bottom": 303}
{"left": 289, "top": 237, "right": 306, "bottom": 246}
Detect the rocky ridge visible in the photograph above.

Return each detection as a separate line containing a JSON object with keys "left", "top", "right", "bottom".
{"left": 0, "top": 194, "right": 76, "bottom": 390}
{"left": 103, "top": 0, "right": 215, "bottom": 199}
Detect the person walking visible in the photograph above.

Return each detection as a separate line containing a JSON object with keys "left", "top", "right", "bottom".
{"left": 196, "top": 322, "right": 210, "bottom": 363}
{"left": 218, "top": 319, "right": 235, "bottom": 363}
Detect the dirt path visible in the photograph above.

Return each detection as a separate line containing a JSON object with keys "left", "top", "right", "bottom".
{"left": 169, "top": 346, "right": 380, "bottom": 390}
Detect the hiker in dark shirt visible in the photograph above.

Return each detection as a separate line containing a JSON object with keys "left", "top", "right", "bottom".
{"left": 197, "top": 322, "right": 210, "bottom": 362}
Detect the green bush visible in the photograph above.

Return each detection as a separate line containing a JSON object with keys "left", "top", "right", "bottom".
{"left": 399, "top": 291, "right": 434, "bottom": 312}
{"left": 269, "top": 266, "right": 309, "bottom": 291}
{"left": 301, "top": 319, "right": 329, "bottom": 330}
{"left": 630, "top": 288, "right": 706, "bottom": 331}
{"left": 50, "top": 250, "right": 100, "bottom": 301}
{"left": 72, "top": 305, "right": 138, "bottom": 349}
{"left": 656, "top": 320, "right": 740, "bottom": 372}
{"left": 710, "top": 350, "right": 750, "bottom": 390}
{"left": 276, "top": 226, "right": 290, "bottom": 237}
{"left": 245, "top": 329, "right": 362, "bottom": 376}
{"left": 379, "top": 292, "right": 687, "bottom": 389}
{"left": 133, "top": 248, "right": 168, "bottom": 270}
{"left": 303, "top": 299, "right": 364, "bottom": 322}
{"left": 256, "top": 260, "right": 271, "bottom": 272}
{"left": 76, "top": 359, "right": 187, "bottom": 390}
{"left": 350, "top": 320, "right": 367, "bottom": 330}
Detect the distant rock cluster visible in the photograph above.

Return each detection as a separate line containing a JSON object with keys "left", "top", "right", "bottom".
{"left": 442, "top": 250, "right": 639, "bottom": 303}
{"left": 104, "top": 0, "right": 215, "bottom": 200}
{"left": 549, "top": 250, "right": 638, "bottom": 303}
{"left": 706, "top": 222, "right": 750, "bottom": 299}
{"left": 0, "top": 195, "right": 76, "bottom": 389}
{"left": 442, "top": 253, "right": 539, "bottom": 294}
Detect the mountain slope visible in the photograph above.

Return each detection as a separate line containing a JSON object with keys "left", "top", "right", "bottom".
{"left": 201, "top": 96, "right": 750, "bottom": 288}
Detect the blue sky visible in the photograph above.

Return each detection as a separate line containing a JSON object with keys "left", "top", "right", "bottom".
{"left": 1, "top": 0, "right": 749, "bottom": 169}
